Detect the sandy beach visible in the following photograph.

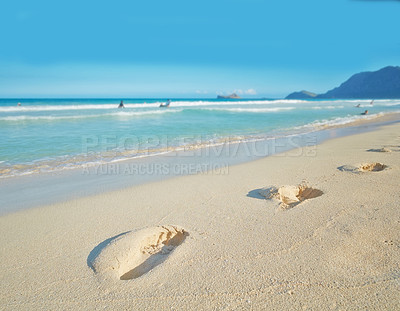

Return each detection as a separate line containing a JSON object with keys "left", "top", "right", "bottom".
{"left": 1, "top": 121, "right": 400, "bottom": 310}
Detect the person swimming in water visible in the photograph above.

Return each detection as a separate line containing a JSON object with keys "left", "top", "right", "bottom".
{"left": 159, "top": 99, "right": 171, "bottom": 108}
{"left": 118, "top": 100, "right": 124, "bottom": 108}
{"left": 361, "top": 110, "right": 368, "bottom": 115}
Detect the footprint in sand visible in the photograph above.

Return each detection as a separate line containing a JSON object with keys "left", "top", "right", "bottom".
{"left": 258, "top": 183, "right": 323, "bottom": 209}
{"left": 359, "top": 162, "right": 387, "bottom": 172}
{"left": 338, "top": 162, "right": 388, "bottom": 173}
{"left": 88, "top": 225, "right": 188, "bottom": 280}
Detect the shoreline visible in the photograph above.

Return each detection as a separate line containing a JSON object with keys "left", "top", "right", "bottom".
{"left": 1, "top": 116, "right": 399, "bottom": 309}
{"left": 1, "top": 101, "right": 399, "bottom": 179}
{"left": 1, "top": 112, "right": 399, "bottom": 216}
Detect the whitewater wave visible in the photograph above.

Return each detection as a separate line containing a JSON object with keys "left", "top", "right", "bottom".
{"left": 0, "top": 104, "right": 122, "bottom": 112}
{"left": 379, "top": 102, "right": 400, "bottom": 107}
{"left": 200, "top": 107, "right": 296, "bottom": 113}
{"left": 299, "top": 112, "right": 387, "bottom": 130}
{"left": 110, "top": 109, "right": 182, "bottom": 117}
{"left": 170, "top": 99, "right": 307, "bottom": 106}
{"left": 0, "top": 109, "right": 182, "bottom": 122}
{"left": 311, "top": 105, "right": 345, "bottom": 110}
{"left": 1, "top": 99, "right": 399, "bottom": 113}
{"left": 0, "top": 99, "right": 308, "bottom": 112}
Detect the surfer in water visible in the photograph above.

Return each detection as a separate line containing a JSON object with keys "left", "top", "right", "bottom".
{"left": 118, "top": 100, "right": 125, "bottom": 108}
{"left": 160, "top": 99, "right": 171, "bottom": 108}
{"left": 361, "top": 110, "right": 369, "bottom": 115}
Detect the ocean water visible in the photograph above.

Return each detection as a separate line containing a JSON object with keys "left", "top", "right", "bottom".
{"left": 0, "top": 98, "right": 399, "bottom": 178}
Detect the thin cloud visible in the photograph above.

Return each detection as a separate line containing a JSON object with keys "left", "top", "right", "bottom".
{"left": 245, "top": 88, "right": 257, "bottom": 95}
{"left": 195, "top": 90, "right": 209, "bottom": 94}
{"left": 234, "top": 89, "right": 257, "bottom": 95}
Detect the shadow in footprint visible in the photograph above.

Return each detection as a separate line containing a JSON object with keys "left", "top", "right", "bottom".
{"left": 366, "top": 148, "right": 391, "bottom": 153}
{"left": 247, "top": 189, "right": 266, "bottom": 200}
{"left": 338, "top": 163, "right": 387, "bottom": 173}
{"left": 337, "top": 165, "right": 357, "bottom": 172}
{"left": 120, "top": 231, "right": 188, "bottom": 280}
{"left": 120, "top": 252, "right": 168, "bottom": 280}
{"left": 121, "top": 229, "right": 188, "bottom": 280}
{"left": 87, "top": 231, "right": 130, "bottom": 270}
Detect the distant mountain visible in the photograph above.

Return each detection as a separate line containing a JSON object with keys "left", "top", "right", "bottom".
{"left": 285, "top": 66, "right": 400, "bottom": 99}
{"left": 319, "top": 66, "right": 400, "bottom": 99}
{"left": 286, "top": 90, "right": 317, "bottom": 99}
{"left": 217, "top": 93, "right": 241, "bottom": 99}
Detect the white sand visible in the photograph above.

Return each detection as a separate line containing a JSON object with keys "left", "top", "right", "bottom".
{"left": 1, "top": 122, "right": 400, "bottom": 310}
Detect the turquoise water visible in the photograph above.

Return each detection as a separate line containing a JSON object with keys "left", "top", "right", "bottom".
{"left": 0, "top": 98, "right": 399, "bottom": 178}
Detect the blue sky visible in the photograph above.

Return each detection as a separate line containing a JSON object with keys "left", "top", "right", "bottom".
{"left": 0, "top": 0, "right": 399, "bottom": 98}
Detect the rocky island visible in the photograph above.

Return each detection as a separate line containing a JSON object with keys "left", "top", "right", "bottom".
{"left": 217, "top": 93, "right": 241, "bottom": 99}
